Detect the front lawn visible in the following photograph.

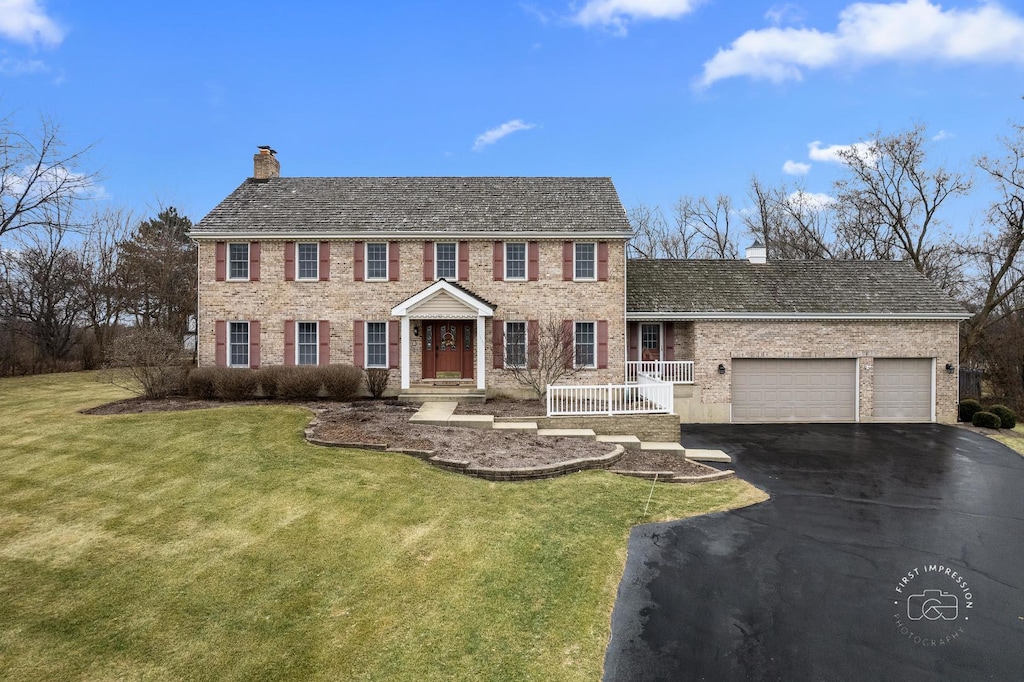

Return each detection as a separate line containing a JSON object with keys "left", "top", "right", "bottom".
{"left": 989, "top": 425, "right": 1024, "bottom": 456}
{"left": 0, "top": 373, "right": 764, "bottom": 681}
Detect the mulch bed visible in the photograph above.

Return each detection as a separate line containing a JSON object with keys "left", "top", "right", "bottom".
{"left": 82, "top": 396, "right": 709, "bottom": 478}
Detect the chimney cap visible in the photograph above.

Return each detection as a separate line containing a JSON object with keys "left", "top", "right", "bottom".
{"left": 257, "top": 145, "right": 277, "bottom": 155}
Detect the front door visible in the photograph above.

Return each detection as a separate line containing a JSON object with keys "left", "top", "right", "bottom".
{"left": 422, "top": 320, "right": 474, "bottom": 380}
{"left": 641, "top": 323, "right": 661, "bottom": 362}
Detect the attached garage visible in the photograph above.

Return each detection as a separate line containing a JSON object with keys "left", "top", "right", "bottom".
{"left": 732, "top": 359, "right": 858, "bottom": 423}
{"left": 873, "top": 358, "right": 933, "bottom": 422}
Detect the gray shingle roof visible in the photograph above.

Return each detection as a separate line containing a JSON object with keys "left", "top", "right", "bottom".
{"left": 192, "top": 177, "right": 631, "bottom": 237}
{"left": 627, "top": 259, "right": 968, "bottom": 317}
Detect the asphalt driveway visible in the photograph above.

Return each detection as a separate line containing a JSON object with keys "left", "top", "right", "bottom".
{"left": 604, "top": 424, "right": 1024, "bottom": 682}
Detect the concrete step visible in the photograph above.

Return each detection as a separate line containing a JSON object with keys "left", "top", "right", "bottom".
{"left": 536, "top": 428, "right": 597, "bottom": 439}
{"left": 493, "top": 421, "right": 539, "bottom": 433}
{"left": 446, "top": 414, "right": 495, "bottom": 429}
{"left": 408, "top": 401, "right": 458, "bottom": 424}
{"left": 399, "top": 391, "right": 486, "bottom": 404}
{"left": 685, "top": 448, "right": 732, "bottom": 463}
{"left": 596, "top": 434, "right": 642, "bottom": 450}
{"left": 639, "top": 441, "right": 686, "bottom": 453}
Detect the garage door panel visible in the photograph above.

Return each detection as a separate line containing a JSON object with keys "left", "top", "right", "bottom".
{"left": 874, "top": 358, "right": 932, "bottom": 422}
{"left": 733, "top": 359, "right": 857, "bottom": 423}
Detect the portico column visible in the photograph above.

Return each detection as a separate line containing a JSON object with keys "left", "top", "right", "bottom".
{"left": 400, "top": 316, "right": 411, "bottom": 390}
{"left": 476, "top": 316, "right": 486, "bottom": 391}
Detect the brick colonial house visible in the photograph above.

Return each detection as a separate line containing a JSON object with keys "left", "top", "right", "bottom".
{"left": 191, "top": 148, "right": 968, "bottom": 423}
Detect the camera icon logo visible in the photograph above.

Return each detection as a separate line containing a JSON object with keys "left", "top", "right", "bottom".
{"left": 907, "top": 589, "right": 959, "bottom": 621}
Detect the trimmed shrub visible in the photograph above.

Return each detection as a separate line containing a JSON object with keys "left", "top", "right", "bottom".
{"left": 958, "top": 399, "right": 983, "bottom": 423}
{"left": 257, "top": 365, "right": 287, "bottom": 399}
{"left": 213, "top": 368, "right": 260, "bottom": 401}
{"left": 322, "top": 364, "right": 363, "bottom": 401}
{"left": 365, "top": 368, "right": 390, "bottom": 399}
{"left": 972, "top": 411, "right": 1001, "bottom": 429}
{"left": 276, "top": 366, "right": 324, "bottom": 400}
{"left": 186, "top": 366, "right": 219, "bottom": 399}
{"left": 989, "top": 404, "right": 1017, "bottom": 430}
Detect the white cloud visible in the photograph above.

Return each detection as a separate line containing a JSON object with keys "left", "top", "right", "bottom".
{"left": 932, "top": 129, "right": 952, "bottom": 141}
{"left": 0, "top": 56, "right": 47, "bottom": 76}
{"left": 808, "top": 140, "right": 876, "bottom": 165}
{"left": 788, "top": 190, "right": 834, "bottom": 210}
{"left": 782, "top": 159, "right": 811, "bottom": 175}
{"left": 472, "top": 119, "right": 537, "bottom": 152}
{"left": 0, "top": 0, "right": 64, "bottom": 47}
{"left": 764, "top": 4, "right": 804, "bottom": 26}
{"left": 571, "top": 0, "right": 703, "bottom": 34}
{"left": 698, "top": 0, "right": 1024, "bottom": 87}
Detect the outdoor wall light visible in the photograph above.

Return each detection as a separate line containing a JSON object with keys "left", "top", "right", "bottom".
{"left": 413, "top": 324, "right": 420, "bottom": 337}
{"left": 717, "top": 363, "right": 726, "bottom": 375}
{"left": 945, "top": 363, "right": 955, "bottom": 374}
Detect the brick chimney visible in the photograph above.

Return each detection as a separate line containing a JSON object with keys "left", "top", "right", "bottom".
{"left": 253, "top": 146, "right": 280, "bottom": 180}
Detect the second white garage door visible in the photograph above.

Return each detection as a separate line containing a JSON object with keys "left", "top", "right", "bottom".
{"left": 873, "top": 358, "right": 933, "bottom": 422}
{"left": 732, "top": 359, "right": 857, "bottom": 423}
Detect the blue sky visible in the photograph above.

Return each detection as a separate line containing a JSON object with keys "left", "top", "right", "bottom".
{"left": 2, "top": 0, "right": 1023, "bottom": 231}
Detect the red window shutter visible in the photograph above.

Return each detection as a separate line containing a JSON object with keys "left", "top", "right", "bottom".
{"left": 353, "top": 241, "right": 364, "bottom": 281}
{"left": 353, "top": 321, "right": 364, "bottom": 368}
{"left": 423, "top": 241, "right": 434, "bottom": 281}
{"left": 493, "top": 241, "right": 503, "bottom": 281}
{"left": 492, "top": 319, "right": 504, "bottom": 369}
{"left": 664, "top": 322, "right": 675, "bottom": 361}
{"left": 319, "top": 241, "right": 330, "bottom": 281}
{"left": 528, "top": 320, "right": 539, "bottom": 369}
{"left": 389, "top": 242, "right": 400, "bottom": 281}
{"left": 562, "top": 242, "right": 573, "bottom": 281}
{"left": 563, "top": 319, "right": 574, "bottom": 368}
{"left": 388, "top": 320, "right": 399, "bottom": 369}
{"left": 597, "top": 242, "right": 609, "bottom": 281}
{"left": 628, "top": 322, "right": 639, "bottom": 361}
{"left": 528, "top": 241, "right": 539, "bottom": 281}
{"left": 597, "top": 320, "right": 608, "bottom": 369}
{"left": 284, "top": 320, "right": 296, "bottom": 366}
{"left": 458, "top": 241, "right": 469, "bottom": 281}
{"left": 215, "top": 320, "right": 227, "bottom": 366}
{"left": 284, "top": 242, "right": 295, "bottom": 281}
{"left": 319, "top": 320, "right": 331, "bottom": 365}
{"left": 249, "top": 320, "right": 261, "bottom": 368}
{"left": 249, "top": 242, "right": 261, "bottom": 281}
{"left": 215, "top": 242, "right": 226, "bottom": 281}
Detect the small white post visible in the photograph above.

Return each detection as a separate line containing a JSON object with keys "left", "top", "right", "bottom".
{"left": 400, "top": 316, "right": 411, "bottom": 390}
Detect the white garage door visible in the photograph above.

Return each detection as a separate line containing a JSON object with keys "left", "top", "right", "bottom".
{"left": 873, "top": 358, "right": 933, "bottom": 422}
{"left": 732, "top": 359, "right": 857, "bottom": 423}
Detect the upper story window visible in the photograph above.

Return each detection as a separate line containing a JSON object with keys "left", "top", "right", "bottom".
{"left": 297, "top": 321, "right": 318, "bottom": 365}
{"left": 505, "top": 243, "right": 526, "bottom": 281}
{"left": 436, "top": 242, "right": 457, "bottom": 280}
{"left": 228, "top": 243, "right": 249, "bottom": 280}
{"left": 229, "top": 321, "right": 249, "bottom": 367}
{"left": 366, "top": 243, "right": 388, "bottom": 280}
{"left": 575, "top": 321, "right": 596, "bottom": 368}
{"left": 574, "top": 242, "right": 596, "bottom": 281}
{"left": 297, "top": 243, "right": 319, "bottom": 280}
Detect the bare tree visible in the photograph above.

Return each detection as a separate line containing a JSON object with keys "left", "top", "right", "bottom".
{"left": 504, "top": 316, "right": 580, "bottom": 398}
{"left": 79, "top": 208, "right": 133, "bottom": 367}
{"left": 0, "top": 113, "right": 96, "bottom": 239}
{"left": 628, "top": 195, "right": 738, "bottom": 259}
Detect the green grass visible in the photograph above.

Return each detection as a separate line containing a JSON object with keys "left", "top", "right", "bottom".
{"left": 989, "top": 425, "right": 1024, "bottom": 457}
{"left": 0, "top": 372, "right": 765, "bottom": 681}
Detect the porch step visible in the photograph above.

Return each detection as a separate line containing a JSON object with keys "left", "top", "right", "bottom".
{"left": 536, "top": 428, "right": 596, "bottom": 439}
{"left": 493, "top": 421, "right": 539, "bottom": 433}
{"left": 596, "top": 434, "right": 642, "bottom": 450}
{"left": 399, "top": 388, "right": 486, "bottom": 405}
{"left": 684, "top": 448, "right": 732, "bottom": 463}
{"left": 639, "top": 441, "right": 686, "bottom": 453}
{"left": 446, "top": 414, "right": 495, "bottom": 429}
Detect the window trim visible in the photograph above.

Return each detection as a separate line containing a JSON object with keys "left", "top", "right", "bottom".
{"left": 504, "top": 320, "right": 527, "bottom": 369}
{"left": 228, "top": 320, "right": 250, "bottom": 368}
{"left": 365, "top": 242, "right": 389, "bottom": 281}
{"left": 640, "top": 322, "right": 663, "bottom": 363}
{"left": 296, "top": 242, "right": 319, "bottom": 281}
{"left": 295, "top": 320, "right": 319, "bottom": 366}
{"left": 434, "top": 242, "right": 458, "bottom": 281}
{"left": 365, "top": 321, "right": 388, "bottom": 369}
{"left": 574, "top": 242, "right": 597, "bottom": 282}
{"left": 574, "top": 320, "right": 597, "bottom": 369}
{"left": 227, "top": 242, "right": 250, "bottom": 281}
{"left": 504, "top": 242, "right": 527, "bottom": 281}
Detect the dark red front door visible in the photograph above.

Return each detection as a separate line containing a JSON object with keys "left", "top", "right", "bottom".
{"left": 422, "top": 321, "right": 474, "bottom": 380}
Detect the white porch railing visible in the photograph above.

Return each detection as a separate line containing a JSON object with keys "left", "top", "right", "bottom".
{"left": 626, "top": 360, "right": 694, "bottom": 384}
{"left": 546, "top": 372, "right": 674, "bottom": 416}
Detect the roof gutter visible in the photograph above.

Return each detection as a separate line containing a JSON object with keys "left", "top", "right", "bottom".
{"left": 189, "top": 230, "right": 632, "bottom": 241}
{"left": 627, "top": 311, "right": 972, "bottom": 321}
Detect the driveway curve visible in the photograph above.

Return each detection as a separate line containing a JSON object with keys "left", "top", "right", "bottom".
{"left": 604, "top": 424, "right": 1024, "bottom": 682}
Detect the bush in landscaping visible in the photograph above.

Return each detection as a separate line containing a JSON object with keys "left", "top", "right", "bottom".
{"left": 972, "top": 411, "right": 1001, "bottom": 429}
{"left": 322, "top": 364, "right": 363, "bottom": 400}
{"left": 104, "top": 328, "right": 189, "bottom": 399}
{"left": 958, "top": 399, "right": 983, "bottom": 423}
{"left": 213, "top": 369, "right": 260, "bottom": 401}
{"left": 186, "top": 366, "right": 219, "bottom": 399}
{"left": 276, "top": 366, "right": 324, "bottom": 400}
{"left": 365, "top": 368, "right": 390, "bottom": 399}
{"left": 256, "top": 365, "right": 287, "bottom": 399}
{"left": 988, "top": 404, "right": 1017, "bottom": 429}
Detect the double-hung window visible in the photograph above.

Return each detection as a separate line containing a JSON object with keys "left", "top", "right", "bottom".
{"left": 366, "top": 322, "right": 387, "bottom": 368}
{"left": 435, "top": 243, "right": 457, "bottom": 280}
{"left": 228, "top": 243, "right": 249, "bottom": 280}
{"left": 575, "top": 321, "right": 596, "bottom": 368}
{"left": 505, "top": 242, "right": 526, "bottom": 281}
{"left": 505, "top": 321, "right": 527, "bottom": 368}
{"left": 229, "top": 321, "right": 249, "bottom": 367}
{"left": 297, "top": 321, "right": 318, "bottom": 365}
{"left": 574, "top": 242, "right": 596, "bottom": 281}
{"left": 366, "top": 243, "right": 388, "bottom": 280}
{"left": 297, "top": 243, "right": 319, "bottom": 280}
